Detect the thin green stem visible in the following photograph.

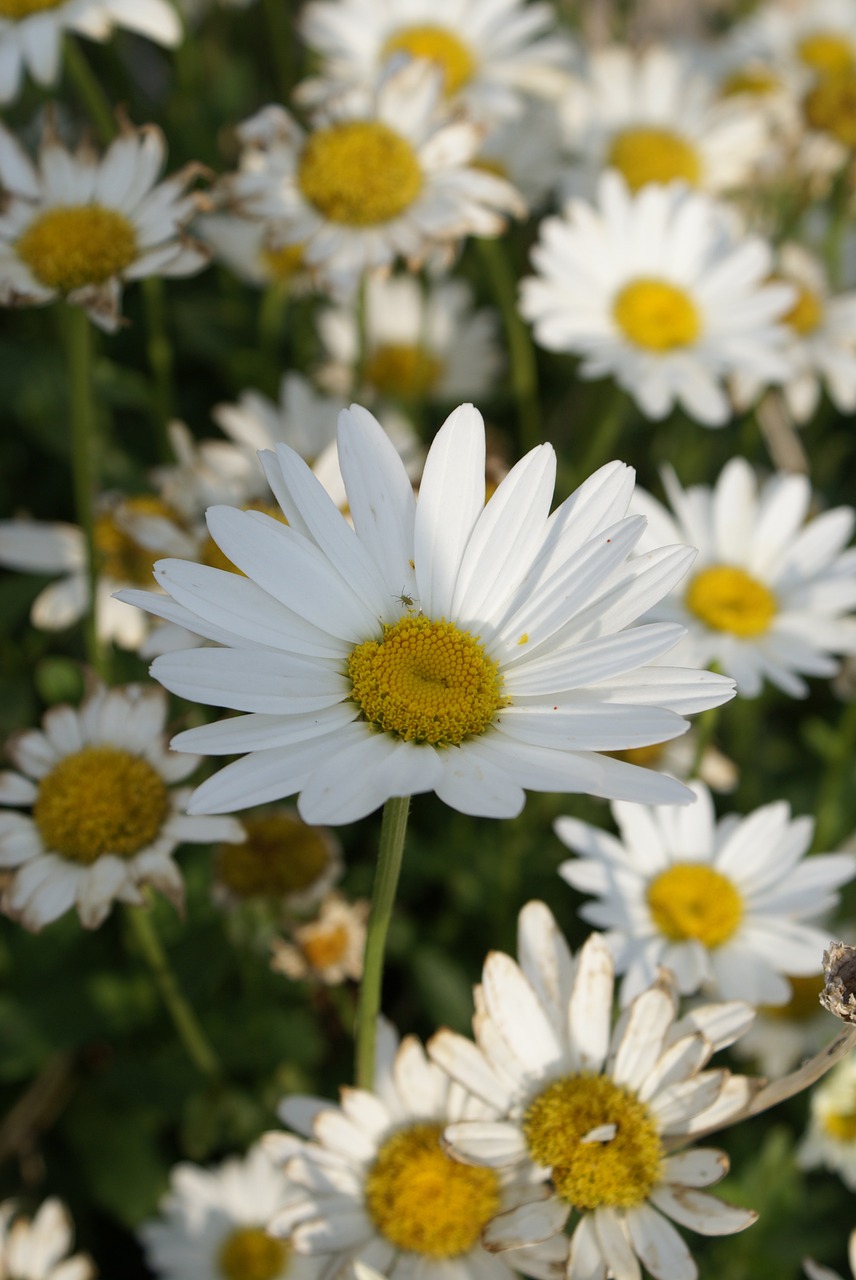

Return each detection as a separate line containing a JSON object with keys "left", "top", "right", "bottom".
{"left": 355, "top": 795, "right": 411, "bottom": 1089}
{"left": 62, "top": 36, "right": 116, "bottom": 144}
{"left": 126, "top": 900, "right": 223, "bottom": 1081}
{"left": 258, "top": 283, "right": 289, "bottom": 375}
{"left": 261, "top": 0, "right": 294, "bottom": 103}
{"left": 576, "top": 382, "right": 628, "bottom": 482}
{"left": 63, "top": 303, "right": 103, "bottom": 675}
{"left": 142, "top": 276, "right": 175, "bottom": 459}
{"left": 477, "top": 236, "right": 541, "bottom": 453}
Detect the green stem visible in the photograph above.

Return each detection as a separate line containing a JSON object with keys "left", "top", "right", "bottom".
{"left": 126, "top": 900, "right": 223, "bottom": 1081}
{"left": 258, "top": 283, "right": 288, "bottom": 375}
{"left": 689, "top": 703, "right": 721, "bottom": 780}
{"left": 355, "top": 795, "right": 411, "bottom": 1089}
{"left": 576, "top": 381, "right": 628, "bottom": 481}
{"left": 63, "top": 36, "right": 116, "bottom": 144}
{"left": 261, "top": 0, "right": 294, "bottom": 103}
{"left": 477, "top": 236, "right": 541, "bottom": 453}
{"left": 63, "top": 303, "right": 103, "bottom": 675}
{"left": 142, "top": 276, "right": 175, "bottom": 459}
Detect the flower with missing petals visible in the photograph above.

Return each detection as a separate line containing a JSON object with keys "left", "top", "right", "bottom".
{"left": 0, "top": 1198, "right": 93, "bottom": 1280}
{"left": 121, "top": 401, "right": 734, "bottom": 825}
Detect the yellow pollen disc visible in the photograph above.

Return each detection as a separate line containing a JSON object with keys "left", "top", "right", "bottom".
{"left": 203, "top": 501, "right": 287, "bottom": 574}
{"left": 0, "top": 0, "right": 63, "bottom": 16}
{"left": 34, "top": 746, "right": 168, "bottom": 865}
{"left": 761, "top": 972, "right": 824, "bottom": 1021}
{"left": 261, "top": 241, "right": 306, "bottom": 284}
{"left": 607, "top": 127, "right": 702, "bottom": 192}
{"left": 218, "top": 1226, "right": 289, "bottom": 1280}
{"left": 804, "top": 72, "right": 856, "bottom": 146}
{"left": 298, "top": 122, "right": 422, "bottom": 226}
{"left": 16, "top": 205, "right": 137, "bottom": 292}
{"left": 348, "top": 615, "right": 506, "bottom": 746}
{"left": 95, "top": 495, "right": 176, "bottom": 585}
{"left": 301, "top": 923, "right": 350, "bottom": 970}
{"left": 685, "top": 564, "right": 777, "bottom": 637}
{"left": 382, "top": 24, "right": 476, "bottom": 96}
{"left": 613, "top": 278, "right": 700, "bottom": 352}
{"left": 647, "top": 863, "right": 742, "bottom": 947}
{"left": 218, "top": 813, "right": 331, "bottom": 899}
{"left": 822, "top": 1098, "right": 856, "bottom": 1142}
{"left": 364, "top": 342, "right": 442, "bottom": 399}
{"left": 523, "top": 1075, "right": 662, "bottom": 1211}
{"left": 365, "top": 1122, "right": 501, "bottom": 1257}
{"left": 720, "top": 66, "right": 781, "bottom": 97}
{"left": 782, "top": 282, "right": 824, "bottom": 335}
{"left": 797, "top": 31, "right": 855, "bottom": 78}
{"left": 608, "top": 742, "right": 666, "bottom": 768}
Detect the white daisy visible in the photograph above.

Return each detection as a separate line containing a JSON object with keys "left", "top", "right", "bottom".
{"left": 430, "top": 902, "right": 759, "bottom": 1280}
{"left": 731, "top": 0, "right": 856, "bottom": 89}
{"left": 139, "top": 1142, "right": 318, "bottom": 1280}
{"left": 733, "top": 971, "right": 831, "bottom": 1079}
{"left": 0, "top": 682, "right": 243, "bottom": 931}
{"left": 316, "top": 273, "right": 502, "bottom": 404}
{"left": 0, "top": 115, "right": 208, "bottom": 331}
{"left": 0, "top": 0, "right": 181, "bottom": 104}
{"left": 476, "top": 100, "right": 565, "bottom": 212}
{"left": 119, "top": 401, "right": 734, "bottom": 826}
{"left": 221, "top": 60, "right": 524, "bottom": 292}
{"left": 805, "top": 1228, "right": 856, "bottom": 1280}
{"left": 270, "top": 891, "right": 369, "bottom": 984}
{"left": 264, "top": 1022, "right": 560, "bottom": 1279}
{"left": 519, "top": 172, "right": 794, "bottom": 426}
{"left": 194, "top": 212, "right": 317, "bottom": 293}
{"left": 732, "top": 242, "right": 856, "bottom": 423}
{"left": 0, "top": 1198, "right": 93, "bottom": 1280}
{"left": 631, "top": 456, "right": 856, "bottom": 697}
{"left": 558, "top": 44, "right": 768, "bottom": 199}
{"left": 296, "top": 0, "right": 575, "bottom": 125}
{"left": 606, "top": 729, "right": 738, "bottom": 794}
{"left": 798, "top": 1052, "right": 856, "bottom": 1190}
{"left": 214, "top": 805, "right": 343, "bottom": 911}
{"left": 555, "top": 780, "right": 856, "bottom": 1006}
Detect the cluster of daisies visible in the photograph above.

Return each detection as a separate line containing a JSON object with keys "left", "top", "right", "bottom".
{"left": 2, "top": 0, "right": 856, "bottom": 1277}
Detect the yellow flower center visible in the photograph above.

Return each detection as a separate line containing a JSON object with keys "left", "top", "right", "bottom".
{"left": 34, "top": 746, "right": 169, "bottom": 865}
{"left": 613, "top": 278, "right": 701, "bottom": 351}
{"left": 261, "top": 241, "right": 306, "bottom": 284}
{"left": 797, "top": 31, "right": 855, "bottom": 78}
{"left": 804, "top": 73, "right": 856, "bottom": 147}
{"left": 720, "top": 66, "right": 782, "bottom": 97}
{"left": 16, "top": 206, "right": 137, "bottom": 292}
{"left": 761, "top": 973, "right": 824, "bottom": 1022}
{"left": 95, "top": 495, "right": 176, "bottom": 585}
{"left": 523, "top": 1075, "right": 662, "bottom": 1211}
{"left": 685, "top": 564, "right": 777, "bottom": 637}
{"left": 607, "top": 127, "right": 702, "bottom": 192}
{"left": 365, "top": 1122, "right": 501, "bottom": 1257}
{"left": 348, "top": 615, "right": 506, "bottom": 746}
{"left": 0, "top": 0, "right": 63, "bottom": 17}
{"left": 300, "top": 922, "right": 350, "bottom": 971}
{"left": 218, "top": 812, "right": 332, "bottom": 899}
{"left": 382, "top": 24, "right": 476, "bottom": 96}
{"left": 298, "top": 122, "right": 423, "bottom": 226}
{"left": 608, "top": 742, "right": 666, "bottom": 768}
{"left": 218, "top": 1226, "right": 289, "bottom": 1280}
{"left": 647, "top": 863, "right": 742, "bottom": 947}
{"left": 364, "top": 342, "right": 442, "bottom": 399}
{"left": 782, "top": 282, "right": 824, "bottom": 335}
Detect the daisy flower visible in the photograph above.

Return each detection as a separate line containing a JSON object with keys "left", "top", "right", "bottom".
{"left": 195, "top": 211, "right": 317, "bottom": 293}
{"left": 631, "top": 456, "right": 856, "bottom": 697}
{"left": 519, "top": 173, "right": 794, "bottom": 426}
{"left": 0, "top": 0, "right": 181, "bottom": 104}
{"left": 214, "top": 806, "right": 343, "bottom": 911}
{"left": 296, "top": 0, "right": 575, "bottom": 125}
{"left": 555, "top": 780, "right": 856, "bottom": 1006}
{"left": 0, "top": 1198, "right": 93, "bottom": 1280}
{"left": 0, "top": 115, "right": 208, "bottom": 331}
{"left": 798, "top": 1052, "right": 856, "bottom": 1190}
{"left": 221, "top": 60, "right": 524, "bottom": 292}
{"left": 263, "top": 1021, "right": 561, "bottom": 1279}
{"left": 316, "top": 273, "right": 502, "bottom": 404}
{"left": 430, "top": 902, "right": 759, "bottom": 1280}
{"left": 120, "top": 401, "right": 734, "bottom": 825}
{"left": 732, "top": 0, "right": 856, "bottom": 88}
{"left": 558, "top": 44, "right": 768, "bottom": 199}
{"left": 732, "top": 242, "right": 856, "bottom": 423}
{"left": 0, "top": 682, "right": 243, "bottom": 931}
{"left": 270, "top": 891, "right": 369, "bottom": 984}
{"left": 139, "top": 1143, "right": 318, "bottom": 1280}
{"left": 733, "top": 971, "right": 831, "bottom": 1078}
{"left": 607, "top": 729, "right": 738, "bottom": 794}
{"left": 476, "top": 100, "right": 565, "bottom": 212}
{"left": 805, "top": 1229, "right": 856, "bottom": 1280}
